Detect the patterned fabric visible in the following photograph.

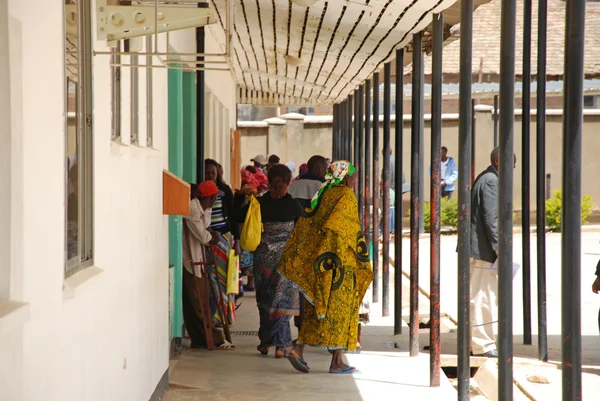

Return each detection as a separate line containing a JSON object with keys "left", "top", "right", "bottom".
{"left": 206, "top": 233, "right": 237, "bottom": 325}
{"left": 279, "top": 185, "right": 373, "bottom": 351}
{"left": 253, "top": 221, "right": 299, "bottom": 347}
{"left": 310, "top": 160, "right": 355, "bottom": 209}
{"left": 240, "top": 250, "right": 254, "bottom": 276}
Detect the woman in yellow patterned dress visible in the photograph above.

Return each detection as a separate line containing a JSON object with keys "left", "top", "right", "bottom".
{"left": 279, "top": 161, "right": 373, "bottom": 374}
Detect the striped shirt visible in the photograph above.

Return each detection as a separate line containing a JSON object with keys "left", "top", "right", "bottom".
{"left": 210, "top": 196, "right": 228, "bottom": 231}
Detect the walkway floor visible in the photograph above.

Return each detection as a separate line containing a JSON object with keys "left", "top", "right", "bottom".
{"left": 164, "top": 280, "right": 457, "bottom": 401}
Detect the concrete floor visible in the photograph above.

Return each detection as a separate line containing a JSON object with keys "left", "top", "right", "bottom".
{"left": 165, "top": 288, "right": 457, "bottom": 401}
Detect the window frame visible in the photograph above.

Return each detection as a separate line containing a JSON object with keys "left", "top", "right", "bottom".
{"left": 64, "top": 0, "right": 94, "bottom": 277}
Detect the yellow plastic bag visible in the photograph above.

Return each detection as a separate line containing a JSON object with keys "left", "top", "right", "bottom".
{"left": 241, "top": 195, "right": 262, "bottom": 252}
{"left": 226, "top": 249, "right": 239, "bottom": 295}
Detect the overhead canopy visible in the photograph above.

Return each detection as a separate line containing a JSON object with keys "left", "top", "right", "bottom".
{"left": 208, "top": 0, "right": 488, "bottom": 106}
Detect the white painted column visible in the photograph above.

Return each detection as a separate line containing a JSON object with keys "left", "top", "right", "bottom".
{"left": 0, "top": 0, "right": 12, "bottom": 299}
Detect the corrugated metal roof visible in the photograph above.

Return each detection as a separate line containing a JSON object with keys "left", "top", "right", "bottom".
{"left": 207, "top": 0, "right": 492, "bottom": 106}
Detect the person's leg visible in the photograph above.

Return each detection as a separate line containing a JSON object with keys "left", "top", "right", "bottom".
{"left": 182, "top": 270, "right": 208, "bottom": 348}
{"left": 329, "top": 349, "right": 358, "bottom": 372}
{"left": 469, "top": 266, "right": 498, "bottom": 355}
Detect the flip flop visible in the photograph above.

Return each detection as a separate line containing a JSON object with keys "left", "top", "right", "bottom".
{"left": 287, "top": 354, "right": 310, "bottom": 373}
{"left": 329, "top": 366, "right": 360, "bottom": 374}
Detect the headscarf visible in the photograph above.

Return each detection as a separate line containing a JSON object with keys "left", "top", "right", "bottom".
{"left": 240, "top": 166, "right": 268, "bottom": 193}
{"left": 310, "top": 160, "right": 355, "bottom": 210}
{"left": 298, "top": 163, "right": 308, "bottom": 177}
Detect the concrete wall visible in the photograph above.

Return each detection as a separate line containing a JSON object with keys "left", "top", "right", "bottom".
{"left": 0, "top": 1, "right": 239, "bottom": 400}
{"left": 238, "top": 110, "right": 600, "bottom": 210}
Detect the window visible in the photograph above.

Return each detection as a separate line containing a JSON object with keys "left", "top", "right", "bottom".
{"left": 583, "top": 95, "right": 598, "bottom": 109}
{"left": 64, "top": 0, "right": 94, "bottom": 276}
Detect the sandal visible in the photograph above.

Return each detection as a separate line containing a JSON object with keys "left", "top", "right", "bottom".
{"left": 329, "top": 366, "right": 360, "bottom": 374}
{"left": 287, "top": 354, "right": 310, "bottom": 373}
{"left": 257, "top": 345, "right": 269, "bottom": 356}
{"left": 217, "top": 340, "right": 236, "bottom": 350}
{"left": 275, "top": 347, "right": 289, "bottom": 359}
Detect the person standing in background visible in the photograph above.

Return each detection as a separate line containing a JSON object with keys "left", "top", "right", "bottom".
{"left": 592, "top": 259, "right": 600, "bottom": 336}
{"left": 440, "top": 146, "right": 458, "bottom": 199}
{"left": 469, "top": 147, "right": 516, "bottom": 357}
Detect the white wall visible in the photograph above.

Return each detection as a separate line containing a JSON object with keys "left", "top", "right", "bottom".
{"left": 1, "top": 1, "right": 172, "bottom": 400}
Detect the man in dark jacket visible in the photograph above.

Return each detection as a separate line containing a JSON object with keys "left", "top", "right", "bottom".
{"left": 469, "top": 147, "right": 510, "bottom": 358}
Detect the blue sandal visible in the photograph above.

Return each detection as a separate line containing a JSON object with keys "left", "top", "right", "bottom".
{"left": 329, "top": 366, "right": 360, "bottom": 374}
{"left": 287, "top": 354, "right": 310, "bottom": 373}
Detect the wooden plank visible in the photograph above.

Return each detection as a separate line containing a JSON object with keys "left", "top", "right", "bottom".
{"left": 163, "top": 170, "right": 191, "bottom": 216}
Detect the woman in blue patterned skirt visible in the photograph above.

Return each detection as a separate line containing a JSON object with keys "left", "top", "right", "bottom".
{"left": 241, "top": 164, "right": 303, "bottom": 358}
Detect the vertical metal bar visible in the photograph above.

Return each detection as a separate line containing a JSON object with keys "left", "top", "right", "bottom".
{"left": 471, "top": 100, "right": 476, "bottom": 186}
{"left": 430, "top": 12, "right": 443, "bottom": 388}
{"left": 536, "top": 0, "right": 548, "bottom": 361}
{"left": 394, "top": 48, "right": 404, "bottom": 335}
{"left": 344, "top": 99, "right": 349, "bottom": 160}
{"left": 382, "top": 62, "right": 392, "bottom": 317}
{"left": 562, "top": 0, "right": 585, "bottom": 397}
{"left": 196, "top": 26, "right": 205, "bottom": 181}
{"left": 341, "top": 99, "right": 345, "bottom": 160}
{"left": 373, "top": 73, "right": 381, "bottom": 304}
{"left": 345, "top": 99, "right": 350, "bottom": 160}
{"left": 494, "top": 95, "right": 499, "bottom": 147}
{"left": 349, "top": 94, "right": 355, "bottom": 163}
{"left": 358, "top": 85, "right": 365, "bottom": 229}
{"left": 410, "top": 32, "right": 423, "bottom": 357}
{"left": 498, "top": 0, "right": 517, "bottom": 396}
{"left": 131, "top": 52, "right": 139, "bottom": 144}
{"left": 457, "top": 0, "right": 474, "bottom": 396}
{"left": 418, "top": 51, "right": 425, "bottom": 235}
{"left": 521, "top": 0, "right": 533, "bottom": 346}
{"left": 338, "top": 102, "right": 342, "bottom": 160}
{"left": 146, "top": 36, "right": 153, "bottom": 147}
{"left": 332, "top": 103, "right": 337, "bottom": 160}
{"left": 111, "top": 42, "right": 121, "bottom": 141}
{"left": 354, "top": 91, "right": 359, "bottom": 166}
{"left": 365, "top": 81, "right": 372, "bottom": 256}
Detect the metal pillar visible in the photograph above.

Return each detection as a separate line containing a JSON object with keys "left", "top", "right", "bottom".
{"left": 562, "top": 0, "right": 586, "bottom": 398}
{"left": 457, "top": 0, "right": 474, "bottom": 396}
{"left": 394, "top": 48, "right": 404, "bottom": 335}
{"left": 196, "top": 26, "right": 205, "bottom": 181}
{"left": 521, "top": 0, "right": 533, "bottom": 346}
{"left": 494, "top": 95, "right": 499, "bottom": 148}
{"left": 409, "top": 32, "right": 423, "bottom": 357}
{"left": 333, "top": 103, "right": 339, "bottom": 160}
{"left": 354, "top": 90, "right": 360, "bottom": 166}
{"left": 346, "top": 99, "right": 352, "bottom": 160}
{"left": 365, "top": 81, "right": 372, "bottom": 260}
{"left": 536, "top": 0, "right": 548, "bottom": 363}
{"left": 337, "top": 100, "right": 346, "bottom": 160}
{"left": 498, "top": 0, "right": 517, "bottom": 396}
{"left": 429, "top": 13, "right": 443, "bottom": 388}
{"left": 358, "top": 85, "right": 365, "bottom": 229}
{"left": 372, "top": 72, "right": 381, "bottom": 304}
{"left": 382, "top": 62, "right": 392, "bottom": 317}
{"left": 471, "top": 100, "right": 476, "bottom": 186}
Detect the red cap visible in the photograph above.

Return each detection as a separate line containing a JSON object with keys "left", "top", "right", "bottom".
{"left": 198, "top": 181, "right": 219, "bottom": 197}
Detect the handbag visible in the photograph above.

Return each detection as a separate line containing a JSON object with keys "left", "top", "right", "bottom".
{"left": 226, "top": 249, "right": 240, "bottom": 295}
{"left": 240, "top": 195, "right": 262, "bottom": 252}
